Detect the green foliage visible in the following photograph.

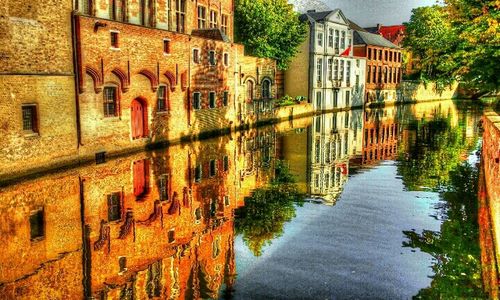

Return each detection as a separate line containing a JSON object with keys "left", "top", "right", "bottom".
{"left": 396, "top": 114, "right": 477, "bottom": 191}
{"left": 234, "top": 0, "right": 308, "bottom": 70}
{"left": 235, "top": 160, "right": 304, "bottom": 256}
{"left": 403, "top": 162, "right": 487, "bottom": 299}
{"left": 404, "top": 1, "right": 500, "bottom": 93}
{"left": 275, "top": 95, "right": 306, "bottom": 107}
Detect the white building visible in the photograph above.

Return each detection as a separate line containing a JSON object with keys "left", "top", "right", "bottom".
{"left": 307, "top": 109, "right": 363, "bottom": 204}
{"left": 285, "top": 9, "right": 367, "bottom": 111}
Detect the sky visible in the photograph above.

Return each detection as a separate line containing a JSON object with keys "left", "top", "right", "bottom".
{"left": 292, "top": 0, "right": 439, "bottom": 27}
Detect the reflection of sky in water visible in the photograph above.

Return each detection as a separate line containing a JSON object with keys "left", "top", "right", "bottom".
{"left": 234, "top": 161, "right": 443, "bottom": 299}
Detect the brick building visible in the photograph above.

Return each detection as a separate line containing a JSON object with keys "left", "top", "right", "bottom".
{"left": 0, "top": 0, "right": 79, "bottom": 181}
{"left": 0, "top": 0, "right": 278, "bottom": 182}
{"left": 349, "top": 21, "right": 402, "bottom": 105}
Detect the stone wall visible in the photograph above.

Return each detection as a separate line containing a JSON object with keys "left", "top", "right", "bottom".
{"left": 481, "top": 110, "right": 500, "bottom": 283}
{"left": 398, "top": 81, "right": 459, "bottom": 102}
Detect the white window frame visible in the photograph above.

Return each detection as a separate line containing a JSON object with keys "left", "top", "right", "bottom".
{"left": 192, "top": 48, "right": 201, "bottom": 64}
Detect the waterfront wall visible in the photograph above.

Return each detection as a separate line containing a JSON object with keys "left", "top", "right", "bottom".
{"left": 481, "top": 110, "right": 500, "bottom": 297}
{"left": 398, "top": 81, "right": 459, "bottom": 103}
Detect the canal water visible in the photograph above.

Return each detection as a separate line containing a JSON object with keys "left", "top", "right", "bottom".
{"left": 0, "top": 100, "right": 494, "bottom": 299}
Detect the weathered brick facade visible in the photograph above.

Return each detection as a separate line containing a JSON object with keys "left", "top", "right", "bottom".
{"left": 0, "top": 0, "right": 78, "bottom": 181}
{"left": 0, "top": 0, "right": 279, "bottom": 181}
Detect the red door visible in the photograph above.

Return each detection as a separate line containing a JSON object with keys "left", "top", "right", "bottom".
{"left": 131, "top": 99, "right": 146, "bottom": 139}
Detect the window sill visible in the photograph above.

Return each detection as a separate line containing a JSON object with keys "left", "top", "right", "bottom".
{"left": 24, "top": 132, "right": 40, "bottom": 138}
{"left": 163, "top": 53, "right": 171, "bottom": 56}
{"left": 30, "top": 236, "right": 45, "bottom": 243}
{"left": 156, "top": 110, "right": 169, "bottom": 115}
{"left": 110, "top": 47, "right": 121, "bottom": 51}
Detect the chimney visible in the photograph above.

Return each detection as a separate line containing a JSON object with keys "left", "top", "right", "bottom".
{"left": 307, "top": 9, "right": 316, "bottom": 13}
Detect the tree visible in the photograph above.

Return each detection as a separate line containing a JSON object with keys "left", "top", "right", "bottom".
{"left": 404, "top": 1, "right": 500, "bottom": 93}
{"left": 403, "top": 6, "right": 460, "bottom": 88}
{"left": 234, "top": 0, "right": 308, "bottom": 70}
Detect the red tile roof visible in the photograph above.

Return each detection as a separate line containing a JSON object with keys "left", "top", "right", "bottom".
{"left": 378, "top": 25, "right": 406, "bottom": 46}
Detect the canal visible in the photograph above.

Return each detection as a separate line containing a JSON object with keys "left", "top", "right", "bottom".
{"left": 0, "top": 100, "right": 496, "bottom": 299}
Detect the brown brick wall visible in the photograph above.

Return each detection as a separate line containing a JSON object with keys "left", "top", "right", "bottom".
{"left": 0, "top": 0, "right": 74, "bottom": 74}
{"left": 0, "top": 75, "right": 78, "bottom": 181}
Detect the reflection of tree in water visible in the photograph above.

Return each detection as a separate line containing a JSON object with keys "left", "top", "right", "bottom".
{"left": 397, "top": 115, "right": 476, "bottom": 191}
{"left": 235, "top": 161, "right": 304, "bottom": 256}
{"left": 403, "top": 162, "right": 487, "bottom": 299}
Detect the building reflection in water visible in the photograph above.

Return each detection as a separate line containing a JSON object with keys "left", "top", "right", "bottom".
{"left": 0, "top": 100, "right": 494, "bottom": 299}
{"left": 0, "top": 123, "right": 280, "bottom": 299}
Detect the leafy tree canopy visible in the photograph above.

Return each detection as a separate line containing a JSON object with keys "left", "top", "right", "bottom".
{"left": 404, "top": 1, "right": 500, "bottom": 93}
{"left": 234, "top": 0, "right": 308, "bottom": 70}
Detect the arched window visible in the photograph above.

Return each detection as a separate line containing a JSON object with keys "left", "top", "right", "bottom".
{"left": 157, "top": 84, "right": 169, "bottom": 112}
{"left": 262, "top": 79, "right": 271, "bottom": 99}
{"left": 246, "top": 80, "right": 254, "bottom": 101}
{"left": 103, "top": 85, "right": 119, "bottom": 117}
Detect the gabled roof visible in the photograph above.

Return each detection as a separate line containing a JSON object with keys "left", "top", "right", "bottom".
{"left": 353, "top": 31, "right": 400, "bottom": 49}
{"left": 299, "top": 9, "right": 347, "bottom": 25}
{"left": 191, "top": 29, "right": 230, "bottom": 43}
{"left": 348, "top": 20, "right": 400, "bottom": 49}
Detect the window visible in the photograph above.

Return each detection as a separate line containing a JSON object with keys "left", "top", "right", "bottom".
{"left": 316, "top": 58, "right": 322, "bottom": 82}
{"left": 367, "top": 66, "right": 372, "bottom": 83}
{"left": 168, "top": 229, "right": 175, "bottom": 243}
{"left": 209, "top": 10, "right": 217, "bottom": 28}
{"left": 209, "top": 159, "right": 216, "bottom": 177}
{"left": 346, "top": 61, "right": 351, "bottom": 84}
{"left": 197, "top": 5, "right": 206, "bottom": 28}
{"left": 346, "top": 90, "right": 350, "bottom": 106}
{"left": 157, "top": 85, "right": 168, "bottom": 112}
{"left": 193, "top": 92, "right": 201, "bottom": 110}
{"left": 246, "top": 80, "right": 254, "bottom": 101}
{"left": 163, "top": 39, "right": 171, "bottom": 54}
{"left": 356, "top": 75, "right": 360, "bottom": 89}
{"left": 175, "top": 0, "right": 186, "bottom": 33}
{"left": 221, "top": 14, "right": 228, "bottom": 35}
{"left": 262, "top": 79, "right": 271, "bottom": 99}
{"left": 109, "top": 0, "right": 122, "bottom": 21}
{"left": 335, "top": 30, "right": 340, "bottom": 53}
{"left": 315, "top": 116, "right": 321, "bottom": 133}
{"left": 103, "top": 86, "right": 118, "bottom": 117}
{"left": 22, "top": 105, "right": 38, "bottom": 133}
{"left": 328, "top": 28, "right": 334, "bottom": 47}
{"left": 119, "top": 257, "right": 127, "bottom": 273}
{"left": 193, "top": 49, "right": 200, "bottom": 64}
{"left": 209, "top": 50, "right": 216, "bottom": 66}
{"left": 209, "top": 92, "right": 216, "bottom": 108}
{"left": 341, "top": 31, "right": 346, "bottom": 49}
{"left": 224, "top": 195, "right": 230, "bottom": 206}
{"left": 83, "top": 0, "right": 93, "bottom": 15}
{"left": 223, "top": 91, "right": 229, "bottom": 106}
{"left": 328, "top": 58, "right": 333, "bottom": 80}
{"left": 316, "top": 91, "right": 322, "bottom": 109}
{"left": 110, "top": 31, "right": 119, "bottom": 48}
{"left": 29, "top": 209, "right": 44, "bottom": 240}
{"left": 344, "top": 113, "right": 349, "bottom": 128}
{"left": 339, "top": 60, "right": 344, "bottom": 80}
{"left": 159, "top": 174, "right": 169, "bottom": 201}
{"left": 107, "top": 192, "right": 122, "bottom": 222}
{"left": 368, "top": 48, "right": 372, "bottom": 60}
{"left": 317, "top": 32, "right": 323, "bottom": 47}
{"left": 333, "top": 59, "right": 338, "bottom": 80}
{"left": 223, "top": 52, "right": 229, "bottom": 67}
{"left": 194, "top": 207, "right": 202, "bottom": 222}
{"left": 332, "top": 114, "right": 337, "bottom": 128}
{"left": 194, "top": 164, "right": 202, "bottom": 182}
{"left": 223, "top": 155, "right": 229, "bottom": 171}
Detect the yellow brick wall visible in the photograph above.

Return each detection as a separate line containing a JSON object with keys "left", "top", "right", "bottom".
{"left": 284, "top": 27, "right": 310, "bottom": 99}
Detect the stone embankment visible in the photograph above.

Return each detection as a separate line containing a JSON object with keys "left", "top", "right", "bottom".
{"left": 480, "top": 110, "right": 500, "bottom": 298}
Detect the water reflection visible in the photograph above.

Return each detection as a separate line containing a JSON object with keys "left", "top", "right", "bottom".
{"left": 0, "top": 100, "right": 495, "bottom": 299}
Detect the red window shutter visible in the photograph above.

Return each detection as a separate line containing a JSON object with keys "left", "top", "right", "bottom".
{"left": 133, "top": 160, "right": 146, "bottom": 197}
